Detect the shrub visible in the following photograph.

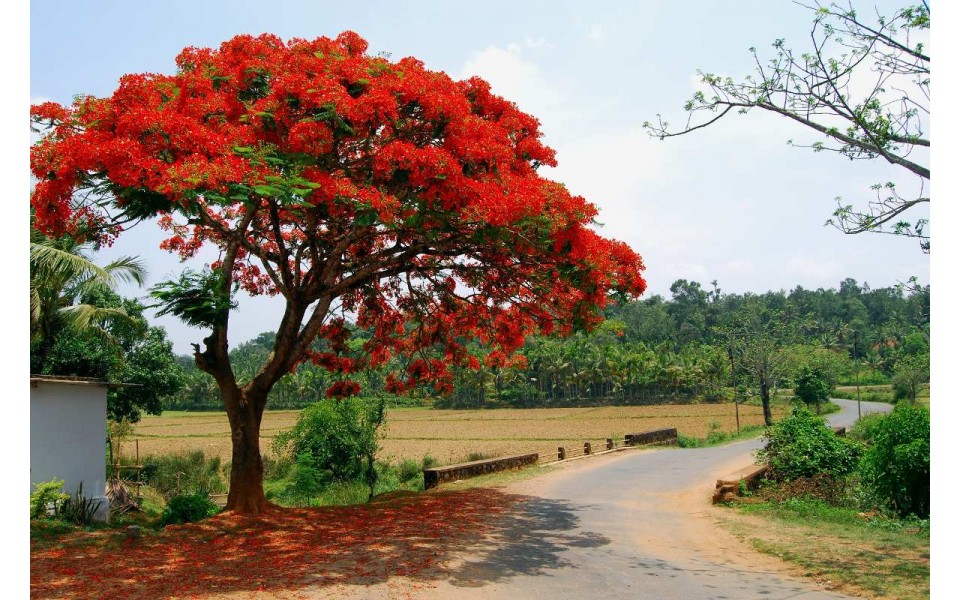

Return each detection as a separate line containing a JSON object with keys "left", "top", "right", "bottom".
{"left": 31, "top": 480, "right": 70, "bottom": 519}
{"left": 397, "top": 459, "right": 422, "bottom": 483}
{"left": 859, "top": 404, "right": 929, "bottom": 518}
{"left": 757, "top": 407, "right": 860, "bottom": 480}
{"left": 794, "top": 365, "right": 832, "bottom": 413}
{"left": 141, "top": 451, "right": 227, "bottom": 499}
{"left": 289, "top": 452, "right": 327, "bottom": 500}
{"left": 273, "top": 397, "right": 385, "bottom": 483}
{"left": 464, "top": 452, "right": 496, "bottom": 463}
{"left": 847, "top": 411, "right": 887, "bottom": 444}
{"left": 161, "top": 493, "right": 220, "bottom": 525}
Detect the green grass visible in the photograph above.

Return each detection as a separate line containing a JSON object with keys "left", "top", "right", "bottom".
{"left": 719, "top": 497, "right": 929, "bottom": 599}
{"left": 677, "top": 424, "right": 767, "bottom": 448}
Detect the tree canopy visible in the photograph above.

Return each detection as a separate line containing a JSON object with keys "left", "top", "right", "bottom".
{"left": 30, "top": 32, "right": 646, "bottom": 513}
{"left": 645, "top": 1, "right": 930, "bottom": 250}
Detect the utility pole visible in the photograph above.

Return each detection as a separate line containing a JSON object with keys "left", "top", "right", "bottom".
{"left": 727, "top": 343, "right": 740, "bottom": 434}
{"left": 854, "top": 330, "right": 862, "bottom": 418}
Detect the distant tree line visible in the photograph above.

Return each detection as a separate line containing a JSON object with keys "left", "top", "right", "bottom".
{"left": 164, "top": 277, "right": 929, "bottom": 412}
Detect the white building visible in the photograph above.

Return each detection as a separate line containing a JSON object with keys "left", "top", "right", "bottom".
{"left": 30, "top": 376, "right": 114, "bottom": 522}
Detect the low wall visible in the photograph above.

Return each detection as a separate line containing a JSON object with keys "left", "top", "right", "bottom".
{"left": 423, "top": 453, "right": 539, "bottom": 490}
{"left": 712, "top": 464, "right": 771, "bottom": 504}
{"left": 625, "top": 428, "right": 678, "bottom": 446}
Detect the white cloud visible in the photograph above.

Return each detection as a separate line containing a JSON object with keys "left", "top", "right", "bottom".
{"left": 459, "top": 43, "right": 575, "bottom": 131}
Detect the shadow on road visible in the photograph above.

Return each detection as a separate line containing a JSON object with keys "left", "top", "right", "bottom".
{"left": 445, "top": 495, "right": 610, "bottom": 588}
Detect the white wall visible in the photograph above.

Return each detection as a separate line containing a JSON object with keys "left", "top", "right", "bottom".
{"left": 30, "top": 381, "right": 109, "bottom": 521}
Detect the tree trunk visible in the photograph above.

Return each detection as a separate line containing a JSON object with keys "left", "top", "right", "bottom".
{"left": 225, "top": 390, "right": 270, "bottom": 515}
{"left": 760, "top": 380, "right": 773, "bottom": 426}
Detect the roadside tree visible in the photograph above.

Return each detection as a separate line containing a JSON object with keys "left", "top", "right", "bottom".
{"left": 30, "top": 32, "right": 646, "bottom": 514}
{"left": 891, "top": 352, "right": 928, "bottom": 403}
{"left": 793, "top": 364, "right": 832, "bottom": 413}
{"left": 722, "top": 300, "right": 794, "bottom": 425}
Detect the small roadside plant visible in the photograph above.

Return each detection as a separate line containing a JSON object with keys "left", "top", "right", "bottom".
{"left": 161, "top": 493, "right": 220, "bottom": 526}
{"left": 31, "top": 480, "right": 70, "bottom": 519}
{"left": 56, "top": 482, "right": 102, "bottom": 526}
{"left": 757, "top": 407, "right": 860, "bottom": 480}
{"left": 859, "top": 404, "right": 929, "bottom": 518}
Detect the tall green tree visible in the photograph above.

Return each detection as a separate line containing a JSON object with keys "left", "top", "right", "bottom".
{"left": 723, "top": 300, "right": 794, "bottom": 425}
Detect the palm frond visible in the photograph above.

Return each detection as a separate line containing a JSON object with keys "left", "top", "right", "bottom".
{"left": 58, "top": 304, "right": 139, "bottom": 336}
{"left": 102, "top": 256, "right": 148, "bottom": 287}
{"left": 30, "top": 242, "right": 112, "bottom": 284}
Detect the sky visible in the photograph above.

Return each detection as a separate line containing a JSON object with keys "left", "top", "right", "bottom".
{"left": 28, "top": 0, "right": 931, "bottom": 355}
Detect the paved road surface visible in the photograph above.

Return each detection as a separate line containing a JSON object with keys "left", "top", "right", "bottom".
{"left": 310, "top": 399, "right": 891, "bottom": 599}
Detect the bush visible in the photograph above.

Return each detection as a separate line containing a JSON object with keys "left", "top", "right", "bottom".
{"left": 847, "top": 411, "right": 887, "bottom": 444}
{"left": 757, "top": 407, "right": 860, "bottom": 480}
{"left": 289, "top": 452, "right": 327, "bottom": 500}
{"left": 141, "top": 451, "right": 227, "bottom": 499}
{"left": 161, "top": 493, "right": 220, "bottom": 525}
{"left": 31, "top": 480, "right": 70, "bottom": 519}
{"left": 794, "top": 365, "right": 832, "bottom": 413}
{"left": 273, "top": 397, "right": 385, "bottom": 483}
{"left": 397, "top": 459, "right": 422, "bottom": 483}
{"left": 859, "top": 404, "right": 929, "bottom": 518}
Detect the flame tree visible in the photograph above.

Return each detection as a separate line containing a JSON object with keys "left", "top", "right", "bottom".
{"left": 30, "top": 32, "right": 646, "bottom": 514}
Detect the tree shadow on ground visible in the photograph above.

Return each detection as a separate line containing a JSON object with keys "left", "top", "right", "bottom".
{"left": 443, "top": 495, "right": 610, "bottom": 588}
{"left": 30, "top": 488, "right": 608, "bottom": 599}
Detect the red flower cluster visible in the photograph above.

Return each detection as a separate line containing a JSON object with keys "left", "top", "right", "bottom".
{"left": 30, "top": 30, "right": 647, "bottom": 396}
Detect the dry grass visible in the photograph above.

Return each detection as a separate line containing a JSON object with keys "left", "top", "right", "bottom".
{"left": 131, "top": 403, "right": 787, "bottom": 465}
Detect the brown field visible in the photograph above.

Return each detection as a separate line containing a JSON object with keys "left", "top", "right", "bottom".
{"left": 129, "top": 403, "right": 786, "bottom": 465}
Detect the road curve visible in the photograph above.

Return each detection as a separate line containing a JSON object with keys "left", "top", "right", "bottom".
{"left": 301, "top": 400, "right": 891, "bottom": 599}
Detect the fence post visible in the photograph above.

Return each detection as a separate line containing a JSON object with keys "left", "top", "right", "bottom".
{"left": 558, "top": 446, "right": 566, "bottom": 461}
{"left": 583, "top": 442, "right": 591, "bottom": 455}
{"left": 606, "top": 438, "right": 613, "bottom": 450}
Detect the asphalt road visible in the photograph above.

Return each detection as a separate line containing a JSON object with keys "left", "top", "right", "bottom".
{"left": 416, "top": 399, "right": 892, "bottom": 600}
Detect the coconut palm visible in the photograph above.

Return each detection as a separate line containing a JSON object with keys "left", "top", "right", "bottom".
{"left": 30, "top": 228, "right": 148, "bottom": 353}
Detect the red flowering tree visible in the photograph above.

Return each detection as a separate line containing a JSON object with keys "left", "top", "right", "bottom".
{"left": 31, "top": 32, "right": 646, "bottom": 515}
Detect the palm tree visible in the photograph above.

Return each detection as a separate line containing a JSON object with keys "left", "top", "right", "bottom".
{"left": 30, "top": 228, "right": 147, "bottom": 364}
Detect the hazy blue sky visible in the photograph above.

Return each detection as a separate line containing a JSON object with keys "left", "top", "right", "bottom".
{"left": 30, "top": 0, "right": 931, "bottom": 354}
